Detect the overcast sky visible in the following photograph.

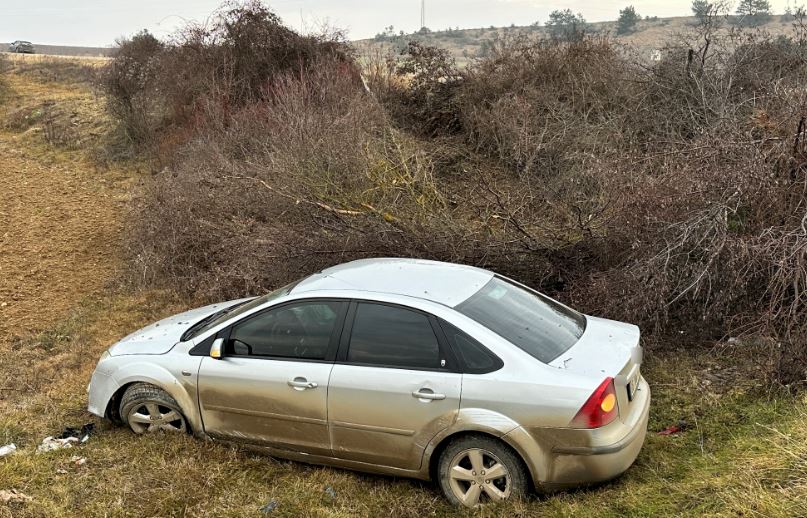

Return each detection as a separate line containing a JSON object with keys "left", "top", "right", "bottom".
{"left": 0, "top": 0, "right": 796, "bottom": 47}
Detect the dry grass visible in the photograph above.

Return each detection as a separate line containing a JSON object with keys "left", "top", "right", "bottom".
{"left": 1, "top": 298, "right": 805, "bottom": 517}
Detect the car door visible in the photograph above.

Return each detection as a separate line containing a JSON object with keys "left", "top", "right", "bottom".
{"left": 327, "top": 301, "right": 462, "bottom": 470}
{"left": 197, "top": 299, "right": 347, "bottom": 456}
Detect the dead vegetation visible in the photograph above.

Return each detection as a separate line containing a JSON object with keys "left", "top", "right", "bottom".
{"left": 98, "top": 2, "right": 807, "bottom": 384}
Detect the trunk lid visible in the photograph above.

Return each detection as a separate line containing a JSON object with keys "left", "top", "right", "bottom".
{"left": 549, "top": 316, "right": 644, "bottom": 423}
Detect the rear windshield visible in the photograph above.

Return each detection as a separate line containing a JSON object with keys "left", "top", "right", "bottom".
{"left": 455, "top": 277, "right": 585, "bottom": 363}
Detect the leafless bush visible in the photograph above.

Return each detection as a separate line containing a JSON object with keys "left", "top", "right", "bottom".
{"left": 42, "top": 106, "right": 82, "bottom": 149}
{"left": 0, "top": 54, "right": 9, "bottom": 97}
{"left": 100, "top": 1, "right": 352, "bottom": 154}
{"left": 101, "top": 30, "right": 165, "bottom": 148}
{"left": 377, "top": 41, "right": 463, "bottom": 136}
{"left": 460, "top": 36, "right": 634, "bottom": 178}
{"left": 110, "top": 5, "right": 807, "bottom": 384}
{"left": 127, "top": 60, "right": 467, "bottom": 298}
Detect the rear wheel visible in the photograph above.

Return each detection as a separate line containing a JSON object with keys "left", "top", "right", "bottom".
{"left": 120, "top": 383, "right": 188, "bottom": 434}
{"left": 437, "top": 435, "right": 528, "bottom": 507}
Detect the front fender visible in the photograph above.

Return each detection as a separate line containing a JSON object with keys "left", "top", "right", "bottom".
{"left": 88, "top": 361, "right": 202, "bottom": 434}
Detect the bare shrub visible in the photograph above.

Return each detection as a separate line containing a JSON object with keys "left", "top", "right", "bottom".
{"left": 382, "top": 41, "right": 463, "bottom": 136}
{"left": 110, "top": 5, "right": 807, "bottom": 384}
{"left": 460, "top": 36, "right": 633, "bottom": 178}
{"left": 0, "top": 54, "right": 9, "bottom": 99}
{"left": 100, "top": 1, "right": 352, "bottom": 154}
{"left": 41, "top": 104, "right": 82, "bottom": 149}
{"left": 101, "top": 29, "right": 165, "bottom": 148}
{"left": 446, "top": 33, "right": 807, "bottom": 382}
{"left": 127, "top": 60, "right": 462, "bottom": 298}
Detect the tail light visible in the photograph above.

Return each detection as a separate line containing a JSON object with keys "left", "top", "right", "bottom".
{"left": 570, "top": 377, "right": 618, "bottom": 429}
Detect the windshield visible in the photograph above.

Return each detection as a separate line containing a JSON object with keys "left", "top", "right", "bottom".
{"left": 183, "top": 282, "right": 297, "bottom": 341}
{"left": 455, "top": 276, "right": 586, "bottom": 363}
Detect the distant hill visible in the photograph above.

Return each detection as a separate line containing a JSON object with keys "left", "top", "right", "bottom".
{"left": 357, "top": 14, "right": 800, "bottom": 65}
{"left": 3, "top": 43, "right": 111, "bottom": 57}
{"left": 4, "top": 14, "right": 800, "bottom": 62}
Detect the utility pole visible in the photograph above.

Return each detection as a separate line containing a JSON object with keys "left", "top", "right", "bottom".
{"left": 421, "top": 0, "right": 425, "bottom": 29}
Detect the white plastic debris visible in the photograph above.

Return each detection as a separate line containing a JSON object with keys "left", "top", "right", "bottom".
{"left": 0, "top": 444, "right": 16, "bottom": 457}
{"left": 37, "top": 436, "right": 78, "bottom": 453}
{"left": 69, "top": 455, "right": 87, "bottom": 466}
{"left": 0, "top": 489, "right": 32, "bottom": 504}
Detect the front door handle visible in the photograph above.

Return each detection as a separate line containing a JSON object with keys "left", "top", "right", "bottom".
{"left": 412, "top": 389, "right": 446, "bottom": 401}
{"left": 288, "top": 378, "right": 318, "bottom": 390}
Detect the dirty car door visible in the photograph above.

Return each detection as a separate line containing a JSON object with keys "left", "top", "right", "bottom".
{"left": 198, "top": 300, "right": 347, "bottom": 456}
{"left": 328, "top": 302, "right": 461, "bottom": 470}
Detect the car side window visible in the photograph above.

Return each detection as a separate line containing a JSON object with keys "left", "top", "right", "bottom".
{"left": 439, "top": 319, "right": 503, "bottom": 374}
{"left": 229, "top": 301, "right": 343, "bottom": 360}
{"left": 347, "top": 303, "right": 441, "bottom": 370}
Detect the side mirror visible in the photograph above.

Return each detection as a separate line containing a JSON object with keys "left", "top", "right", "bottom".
{"left": 210, "top": 338, "right": 225, "bottom": 359}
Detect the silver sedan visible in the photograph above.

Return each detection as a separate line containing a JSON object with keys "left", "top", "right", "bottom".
{"left": 88, "top": 258, "right": 650, "bottom": 507}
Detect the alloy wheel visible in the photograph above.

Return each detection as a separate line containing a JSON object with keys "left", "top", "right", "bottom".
{"left": 448, "top": 447, "right": 511, "bottom": 507}
{"left": 126, "top": 402, "right": 187, "bottom": 434}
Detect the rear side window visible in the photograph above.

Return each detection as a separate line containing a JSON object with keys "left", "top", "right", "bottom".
{"left": 455, "top": 277, "right": 585, "bottom": 363}
{"left": 347, "top": 303, "right": 440, "bottom": 369}
{"left": 440, "top": 320, "right": 502, "bottom": 374}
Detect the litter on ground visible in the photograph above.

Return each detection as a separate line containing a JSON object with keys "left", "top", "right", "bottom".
{"left": 259, "top": 500, "right": 278, "bottom": 514}
{"left": 58, "top": 423, "right": 94, "bottom": 444}
{"left": 37, "top": 436, "right": 79, "bottom": 453}
{"left": 657, "top": 419, "right": 690, "bottom": 436}
{"left": 0, "top": 444, "right": 16, "bottom": 457}
{"left": 0, "top": 489, "right": 33, "bottom": 504}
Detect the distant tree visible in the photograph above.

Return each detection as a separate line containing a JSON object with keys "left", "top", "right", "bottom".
{"left": 545, "top": 9, "right": 588, "bottom": 42}
{"left": 374, "top": 25, "right": 397, "bottom": 41}
{"left": 692, "top": 0, "right": 713, "bottom": 22}
{"left": 736, "top": 0, "right": 771, "bottom": 15}
{"left": 736, "top": 0, "right": 772, "bottom": 25}
{"left": 477, "top": 39, "right": 494, "bottom": 58}
{"left": 617, "top": 6, "right": 641, "bottom": 34}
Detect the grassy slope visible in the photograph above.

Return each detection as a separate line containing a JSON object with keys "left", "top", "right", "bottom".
{"left": 0, "top": 56, "right": 805, "bottom": 517}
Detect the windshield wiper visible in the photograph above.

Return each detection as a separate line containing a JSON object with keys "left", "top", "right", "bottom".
{"left": 180, "top": 301, "right": 249, "bottom": 342}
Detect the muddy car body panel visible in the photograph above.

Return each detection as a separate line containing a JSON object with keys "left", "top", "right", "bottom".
{"left": 88, "top": 258, "right": 650, "bottom": 497}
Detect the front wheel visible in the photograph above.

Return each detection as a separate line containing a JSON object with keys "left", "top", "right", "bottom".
{"left": 437, "top": 435, "right": 528, "bottom": 507}
{"left": 120, "top": 383, "right": 188, "bottom": 434}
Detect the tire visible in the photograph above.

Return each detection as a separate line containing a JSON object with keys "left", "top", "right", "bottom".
{"left": 437, "top": 435, "right": 529, "bottom": 508}
{"left": 119, "top": 383, "right": 188, "bottom": 434}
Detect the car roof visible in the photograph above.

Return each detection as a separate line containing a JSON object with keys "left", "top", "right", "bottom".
{"left": 291, "top": 258, "right": 494, "bottom": 307}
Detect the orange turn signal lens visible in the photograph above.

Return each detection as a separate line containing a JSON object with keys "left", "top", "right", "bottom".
{"left": 600, "top": 393, "right": 616, "bottom": 413}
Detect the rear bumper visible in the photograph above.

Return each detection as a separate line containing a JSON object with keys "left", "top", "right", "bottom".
{"left": 505, "top": 376, "right": 650, "bottom": 490}
{"left": 543, "top": 379, "right": 650, "bottom": 488}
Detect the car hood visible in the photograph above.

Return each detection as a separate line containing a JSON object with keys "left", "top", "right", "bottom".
{"left": 108, "top": 299, "right": 250, "bottom": 356}
{"left": 548, "top": 315, "right": 642, "bottom": 377}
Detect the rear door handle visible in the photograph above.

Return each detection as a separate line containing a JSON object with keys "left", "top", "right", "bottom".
{"left": 412, "top": 389, "right": 446, "bottom": 401}
{"left": 288, "top": 378, "right": 318, "bottom": 390}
